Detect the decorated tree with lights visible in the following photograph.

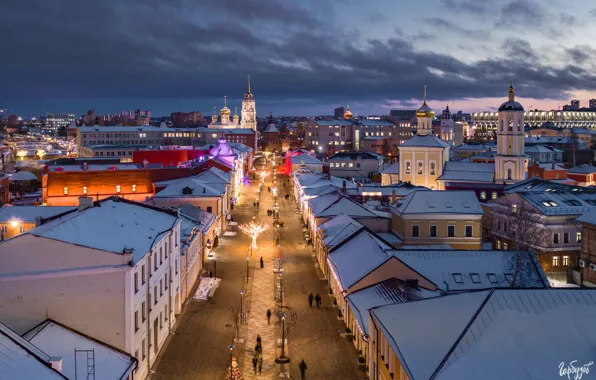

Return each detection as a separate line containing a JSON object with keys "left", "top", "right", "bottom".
{"left": 239, "top": 221, "right": 269, "bottom": 250}
{"left": 225, "top": 357, "right": 242, "bottom": 380}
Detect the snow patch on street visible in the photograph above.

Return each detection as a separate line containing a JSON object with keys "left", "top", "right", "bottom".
{"left": 194, "top": 277, "right": 221, "bottom": 300}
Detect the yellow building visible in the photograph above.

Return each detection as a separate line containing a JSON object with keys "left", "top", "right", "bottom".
{"left": 390, "top": 190, "right": 484, "bottom": 250}
{"left": 398, "top": 87, "right": 450, "bottom": 190}
{"left": 495, "top": 83, "right": 528, "bottom": 183}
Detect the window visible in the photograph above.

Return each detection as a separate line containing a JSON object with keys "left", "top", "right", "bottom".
{"left": 142, "top": 339, "right": 146, "bottom": 360}
{"left": 154, "top": 286, "right": 158, "bottom": 305}
{"left": 116, "top": 185, "right": 121, "bottom": 193}
{"left": 430, "top": 161, "right": 436, "bottom": 176}
{"left": 175, "top": 259, "right": 178, "bottom": 275}
{"left": 429, "top": 225, "right": 437, "bottom": 237}
{"left": 480, "top": 191, "right": 486, "bottom": 200}
{"left": 497, "top": 220, "right": 501, "bottom": 230}
{"left": 19, "top": 225, "right": 25, "bottom": 233}
{"left": 470, "top": 273, "right": 480, "bottom": 284}
{"left": 207, "top": 206, "right": 213, "bottom": 213}
{"left": 160, "top": 279, "right": 163, "bottom": 297}
{"left": 507, "top": 168, "right": 512, "bottom": 180}
{"left": 503, "top": 242, "right": 508, "bottom": 250}
{"left": 160, "top": 311, "right": 163, "bottom": 330}
{"left": 63, "top": 187, "right": 68, "bottom": 195}
{"left": 165, "top": 273, "right": 168, "bottom": 290}
{"left": 417, "top": 161, "right": 423, "bottom": 175}
{"left": 553, "top": 233, "right": 559, "bottom": 244}
{"left": 135, "top": 350, "right": 139, "bottom": 365}
{"left": 465, "top": 225, "right": 473, "bottom": 237}
{"left": 411, "top": 225, "right": 420, "bottom": 237}
{"left": 563, "top": 256, "right": 570, "bottom": 266}
{"left": 142, "top": 265, "right": 146, "bottom": 284}
{"left": 142, "top": 301, "right": 146, "bottom": 321}
{"left": 512, "top": 205, "right": 517, "bottom": 214}
{"left": 564, "top": 232, "right": 569, "bottom": 244}
{"left": 160, "top": 247, "right": 163, "bottom": 265}
{"left": 552, "top": 256, "right": 560, "bottom": 267}
{"left": 491, "top": 192, "right": 498, "bottom": 200}
{"left": 453, "top": 273, "right": 463, "bottom": 283}
{"left": 134, "top": 272, "right": 139, "bottom": 293}
{"left": 83, "top": 186, "right": 87, "bottom": 195}
{"left": 487, "top": 273, "right": 498, "bottom": 284}
{"left": 447, "top": 225, "right": 455, "bottom": 237}
{"left": 154, "top": 252, "right": 158, "bottom": 270}
{"left": 504, "top": 222, "right": 508, "bottom": 232}
{"left": 497, "top": 240, "right": 501, "bottom": 250}
{"left": 405, "top": 161, "right": 411, "bottom": 175}
{"left": 135, "top": 310, "right": 139, "bottom": 332}
{"left": 577, "top": 232, "right": 582, "bottom": 243}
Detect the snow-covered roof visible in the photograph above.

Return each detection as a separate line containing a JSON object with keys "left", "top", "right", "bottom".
{"left": 0, "top": 205, "right": 75, "bottom": 223}
{"left": 303, "top": 184, "right": 340, "bottom": 197}
{"left": 525, "top": 145, "right": 562, "bottom": 153}
{"left": 177, "top": 203, "right": 216, "bottom": 234}
{"left": 8, "top": 171, "right": 38, "bottom": 181}
{"left": 516, "top": 191, "right": 596, "bottom": 216}
{"left": 25, "top": 198, "right": 179, "bottom": 263}
{"left": 380, "top": 162, "right": 399, "bottom": 175}
{"left": 375, "top": 232, "right": 403, "bottom": 245}
{"left": 154, "top": 177, "right": 224, "bottom": 198}
{"left": 0, "top": 322, "right": 65, "bottom": 379}
{"left": 318, "top": 213, "right": 363, "bottom": 248}
{"left": 348, "top": 183, "right": 428, "bottom": 198}
{"left": 22, "top": 320, "right": 135, "bottom": 380}
{"left": 79, "top": 125, "right": 167, "bottom": 133}
{"left": 399, "top": 134, "right": 451, "bottom": 148}
{"left": 390, "top": 250, "right": 549, "bottom": 291}
{"left": 308, "top": 191, "right": 378, "bottom": 218}
{"left": 328, "top": 230, "right": 393, "bottom": 290}
{"left": 453, "top": 143, "right": 489, "bottom": 152}
{"left": 264, "top": 123, "right": 278, "bottom": 133}
{"left": 47, "top": 164, "right": 141, "bottom": 172}
{"left": 373, "top": 289, "right": 596, "bottom": 380}
{"left": 393, "top": 190, "right": 484, "bottom": 215}
{"left": 504, "top": 177, "right": 596, "bottom": 194}
{"left": 290, "top": 155, "right": 323, "bottom": 165}
{"left": 568, "top": 164, "right": 596, "bottom": 174}
{"left": 195, "top": 166, "right": 232, "bottom": 185}
{"left": 437, "top": 162, "right": 495, "bottom": 183}
{"left": 346, "top": 278, "right": 438, "bottom": 336}
{"left": 328, "top": 151, "right": 383, "bottom": 161}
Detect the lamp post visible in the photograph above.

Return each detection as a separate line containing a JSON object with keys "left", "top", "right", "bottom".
{"left": 275, "top": 312, "right": 290, "bottom": 364}
{"left": 228, "top": 344, "right": 235, "bottom": 366}
{"left": 246, "top": 256, "right": 250, "bottom": 284}
{"left": 240, "top": 290, "right": 245, "bottom": 324}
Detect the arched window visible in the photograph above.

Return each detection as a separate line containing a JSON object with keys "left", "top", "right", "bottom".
{"left": 507, "top": 168, "right": 512, "bottom": 180}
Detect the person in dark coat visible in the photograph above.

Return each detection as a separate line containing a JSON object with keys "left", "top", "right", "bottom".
{"left": 266, "top": 309, "right": 272, "bottom": 324}
{"left": 253, "top": 202, "right": 256, "bottom": 207}
{"left": 299, "top": 359, "right": 307, "bottom": 379}
{"left": 255, "top": 343, "right": 262, "bottom": 355}
{"left": 257, "top": 356, "right": 263, "bottom": 374}
{"left": 308, "top": 293, "right": 314, "bottom": 308}
{"left": 315, "top": 293, "right": 321, "bottom": 308}
{"left": 252, "top": 356, "right": 258, "bottom": 374}
{"left": 260, "top": 256, "right": 264, "bottom": 269}
{"left": 256, "top": 334, "right": 262, "bottom": 345}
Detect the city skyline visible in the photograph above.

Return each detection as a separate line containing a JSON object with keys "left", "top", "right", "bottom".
{"left": 2, "top": 0, "right": 596, "bottom": 116}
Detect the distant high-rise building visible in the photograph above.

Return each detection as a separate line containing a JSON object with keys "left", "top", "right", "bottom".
{"left": 334, "top": 106, "right": 346, "bottom": 119}
{"left": 590, "top": 99, "right": 596, "bottom": 109}
{"left": 7, "top": 115, "right": 19, "bottom": 125}
{"left": 571, "top": 100, "right": 580, "bottom": 110}
{"left": 46, "top": 113, "right": 75, "bottom": 131}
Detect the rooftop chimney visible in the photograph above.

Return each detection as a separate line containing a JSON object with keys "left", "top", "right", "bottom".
{"left": 78, "top": 196, "right": 94, "bottom": 212}
{"left": 49, "top": 357, "right": 63, "bottom": 373}
{"left": 35, "top": 216, "right": 43, "bottom": 226}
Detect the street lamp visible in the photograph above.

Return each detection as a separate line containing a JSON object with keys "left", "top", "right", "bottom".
{"left": 275, "top": 312, "right": 290, "bottom": 364}
{"left": 246, "top": 256, "right": 250, "bottom": 284}
{"left": 240, "top": 290, "right": 245, "bottom": 324}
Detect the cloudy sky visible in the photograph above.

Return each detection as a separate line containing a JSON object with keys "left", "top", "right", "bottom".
{"left": 2, "top": 0, "right": 596, "bottom": 117}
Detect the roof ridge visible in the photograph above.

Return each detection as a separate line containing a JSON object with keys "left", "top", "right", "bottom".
{"left": 429, "top": 289, "right": 495, "bottom": 379}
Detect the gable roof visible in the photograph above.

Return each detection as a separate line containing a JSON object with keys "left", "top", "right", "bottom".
{"left": 399, "top": 135, "right": 450, "bottom": 148}
{"left": 393, "top": 190, "right": 484, "bottom": 215}
{"left": 346, "top": 278, "right": 438, "bottom": 337}
{"left": 290, "top": 154, "right": 323, "bottom": 165}
{"left": 437, "top": 162, "right": 495, "bottom": 183}
{"left": 0, "top": 205, "right": 76, "bottom": 223}
{"left": 154, "top": 177, "right": 224, "bottom": 197}
{"left": 373, "top": 289, "right": 596, "bottom": 380}
{"left": 22, "top": 320, "right": 136, "bottom": 380}
{"left": 504, "top": 177, "right": 596, "bottom": 194}
{"left": 381, "top": 162, "right": 399, "bottom": 175}
{"left": 515, "top": 191, "right": 596, "bottom": 216}
{"left": 568, "top": 164, "right": 596, "bottom": 174}
{"left": 308, "top": 191, "right": 378, "bottom": 218}
{"left": 0, "top": 322, "right": 66, "bottom": 379}
{"left": 318, "top": 213, "right": 363, "bottom": 248}
{"left": 327, "top": 229, "right": 393, "bottom": 290}
{"left": 177, "top": 203, "right": 216, "bottom": 233}
{"left": 390, "top": 250, "right": 549, "bottom": 291}
{"left": 24, "top": 197, "right": 179, "bottom": 263}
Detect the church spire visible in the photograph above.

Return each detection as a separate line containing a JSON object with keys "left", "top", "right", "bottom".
{"left": 508, "top": 81, "right": 515, "bottom": 102}
{"left": 423, "top": 85, "right": 428, "bottom": 106}
{"left": 247, "top": 75, "right": 251, "bottom": 95}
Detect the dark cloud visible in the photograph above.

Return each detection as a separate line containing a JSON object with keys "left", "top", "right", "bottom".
{"left": 566, "top": 46, "right": 596, "bottom": 65}
{"left": 0, "top": 0, "right": 594, "bottom": 115}
{"left": 440, "top": 0, "right": 491, "bottom": 15}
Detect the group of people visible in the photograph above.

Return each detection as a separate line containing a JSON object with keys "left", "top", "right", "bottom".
{"left": 307, "top": 293, "right": 322, "bottom": 308}
{"left": 267, "top": 209, "right": 275, "bottom": 216}
{"left": 251, "top": 335, "right": 264, "bottom": 375}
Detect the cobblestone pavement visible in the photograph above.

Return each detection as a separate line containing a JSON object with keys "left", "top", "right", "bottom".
{"left": 151, "top": 161, "right": 365, "bottom": 379}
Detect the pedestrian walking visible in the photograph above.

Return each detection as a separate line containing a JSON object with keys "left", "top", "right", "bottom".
{"left": 315, "top": 293, "right": 321, "bottom": 308}
{"left": 268, "top": 186, "right": 271, "bottom": 193}
{"left": 253, "top": 202, "right": 256, "bottom": 207}
{"left": 266, "top": 309, "right": 271, "bottom": 324}
{"left": 256, "top": 334, "right": 262, "bottom": 345}
{"left": 299, "top": 359, "right": 308, "bottom": 379}
{"left": 257, "top": 201, "right": 260, "bottom": 208}
{"left": 308, "top": 293, "right": 314, "bottom": 308}
{"left": 260, "top": 256, "right": 264, "bottom": 269}
{"left": 255, "top": 343, "right": 262, "bottom": 355}
{"left": 257, "top": 356, "right": 263, "bottom": 374}
{"left": 252, "top": 356, "right": 258, "bottom": 374}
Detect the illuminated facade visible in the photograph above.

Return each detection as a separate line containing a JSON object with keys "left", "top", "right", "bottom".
{"left": 495, "top": 83, "right": 527, "bottom": 184}
{"left": 240, "top": 76, "right": 256, "bottom": 131}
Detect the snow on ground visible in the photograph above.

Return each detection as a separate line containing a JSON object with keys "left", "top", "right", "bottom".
{"left": 548, "top": 278, "right": 580, "bottom": 288}
{"left": 193, "top": 277, "right": 221, "bottom": 300}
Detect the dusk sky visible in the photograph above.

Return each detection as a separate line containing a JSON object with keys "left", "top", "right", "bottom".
{"left": 2, "top": 0, "right": 596, "bottom": 117}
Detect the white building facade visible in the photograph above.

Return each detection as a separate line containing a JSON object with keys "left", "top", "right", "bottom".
{"left": 495, "top": 84, "right": 527, "bottom": 183}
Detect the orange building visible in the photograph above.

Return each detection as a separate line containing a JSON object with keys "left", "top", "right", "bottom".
{"left": 527, "top": 162, "right": 575, "bottom": 183}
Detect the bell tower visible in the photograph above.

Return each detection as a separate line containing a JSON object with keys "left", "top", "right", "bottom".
{"left": 241, "top": 75, "right": 256, "bottom": 131}
{"left": 495, "top": 82, "right": 527, "bottom": 183}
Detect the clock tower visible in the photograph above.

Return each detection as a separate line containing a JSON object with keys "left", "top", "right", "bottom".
{"left": 241, "top": 75, "right": 256, "bottom": 131}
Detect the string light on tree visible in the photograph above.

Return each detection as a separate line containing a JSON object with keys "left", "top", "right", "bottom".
{"left": 239, "top": 221, "right": 269, "bottom": 250}
{"left": 259, "top": 171, "right": 270, "bottom": 182}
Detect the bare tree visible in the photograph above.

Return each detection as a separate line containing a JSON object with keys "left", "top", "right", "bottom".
{"left": 490, "top": 194, "right": 552, "bottom": 286}
{"left": 231, "top": 306, "right": 240, "bottom": 342}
